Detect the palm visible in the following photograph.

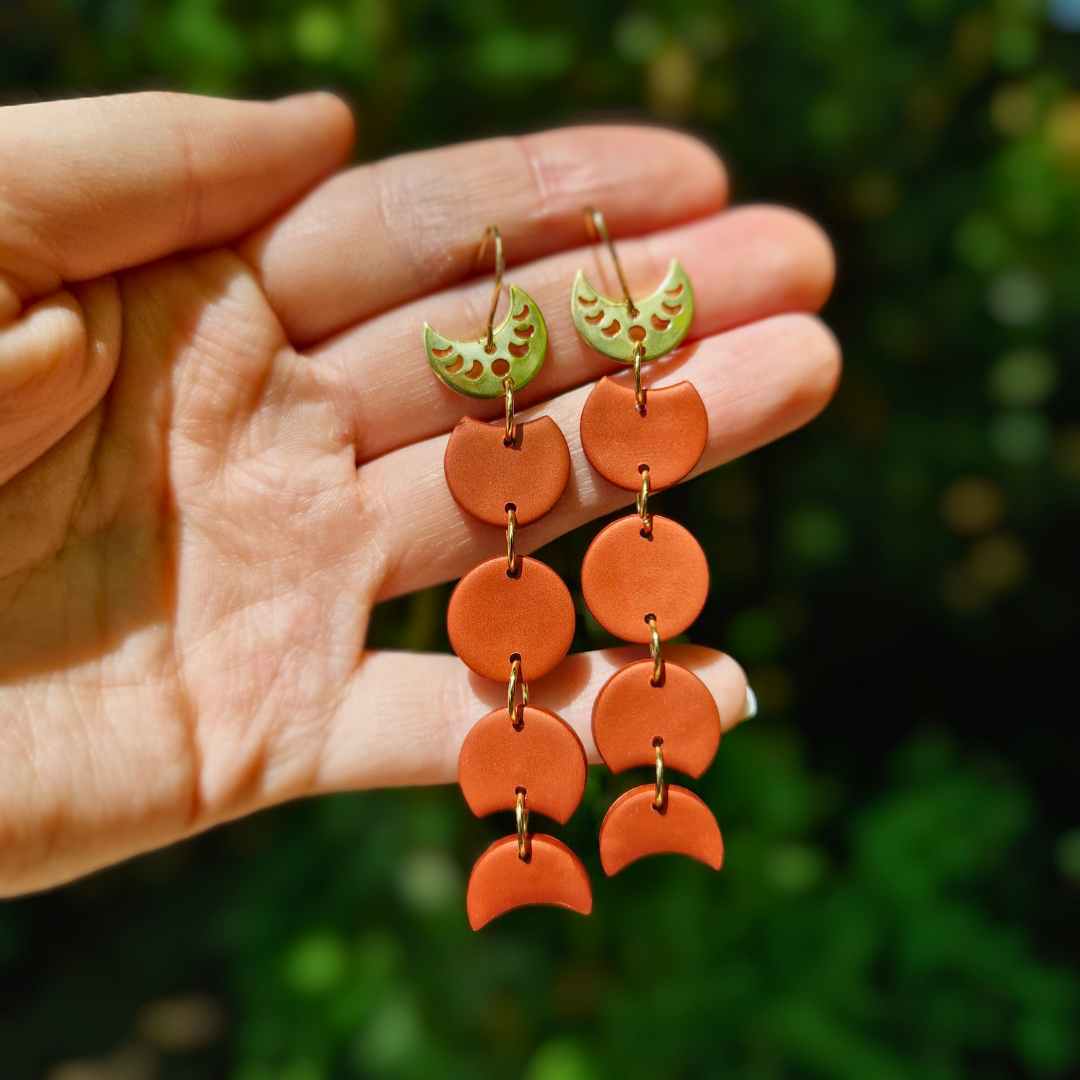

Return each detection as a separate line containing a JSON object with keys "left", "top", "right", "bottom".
{"left": 0, "top": 92, "right": 837, "bottom": 894}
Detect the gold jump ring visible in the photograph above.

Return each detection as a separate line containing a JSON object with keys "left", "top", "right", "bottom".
{"left": 632, "top": 343, "right": 646, "bottom": 410}
{"left": 637, "top": 467, "right": 652, "bottom": 536}
{"left": 516, "top": 788, "right": 530, "bottom": 860}
{"left": 646, "top": 614, "right": 663, "bottom": 686}
{"left": 503, "top": 375, "right": 516, "bottom": 444}
{"left": 506, "top": 506, "right": 517, "bottom": 574}
{"left": 507, "top": 656, "right": 529, "bottom": 724}
{"left": 653, "top": 740, "right": 665, "bottom": 810}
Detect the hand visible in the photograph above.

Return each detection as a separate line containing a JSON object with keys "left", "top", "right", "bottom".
{"left": 0, "top": 92, "right": 838, "bottom": 894}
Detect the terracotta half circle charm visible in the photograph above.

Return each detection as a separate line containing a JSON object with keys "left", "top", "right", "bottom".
{"left": 579, "top": 377, "right": 707, "bottom": 491}
{"left": 444, "top": 415, "right": 570, "bottom": 526}
{"left": 598, "top": 785, "right": 723, "bottom": 876}
{"left": 458, "top": 706, "right": 588, "bottom": 824}
{"left": 448, "top": 556, "right": 576, "bottom": 681}
{"left": 580, "top": 515, "right": 709, "bottom": 643}
{"left": 466, "top": 834, "right": 593, "bottom": 929}
{"left": 592, "top": 660, "right": 720, "bottom": 778}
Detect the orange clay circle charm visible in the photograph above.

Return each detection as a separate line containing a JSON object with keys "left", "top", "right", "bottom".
{"left": 579, "top": 376, "right": 708, "bottom": 491}
{"left": 592, "top": 659, "right": 720, "bottom": 778}
{"left": 444, "top": 415, "right": 570, "bottom": 526}
{"left": 458, "top": 705, "right": 588, "bottom": 824}
{"left": 580, "top": 515, "right": 709, "bottom": 643}
{"left": 447, "top": 556, "right": 576, "bottom": 681}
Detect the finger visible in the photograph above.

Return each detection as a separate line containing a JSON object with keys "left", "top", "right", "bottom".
{"left": 317, "top": 645, "right": 750, "bottom": 791}
{"left": 316, "top": 206, "right": 834, "bottom": 463}
{"left": 240, "top": 125, "right": 727, "bottom": 345}
{"left": 0, "top": 278, "right": 121, "bottom": 486}
{"left": 0, "top": 91, "right": 354, "bottom": 307}
{"left": 359, "top": 312, "right": 841, "bottom": 600}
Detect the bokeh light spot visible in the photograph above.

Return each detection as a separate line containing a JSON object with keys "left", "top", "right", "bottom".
{"left": 1052, "top": 425, "right": 1080, "bottom": 479}
{"left": 953, "top": 213, "right": 1012, "bottom": 272}
{"left": 989, "top": 410, "right": 1052, "bottom": 464}
{"left": 476, "top": 31, "right": 575, "bottom": 81}
{"left": 989, "top": 82, "right": 1039, "bottom": 137}
{"left": 988, "top": 347, "right": 1057, "bottom": 407}
{"left": 1049, "top": 0, "right": 1080, "bottom": 33}
{"left": 726, "top": 607, "right": 783, "bottom": 663}
{"left": 396, "top": 849, "right": 462, "bottom": 914}
{"left": 762, "top": 842, "right": 828, "bottom": 895}
{"left": 612, "top": 12, "right": 664, "bottom": 63}
{"left": 985, "top": 267, "right": 1049, "bottom": 325}
{"left": 1055, "top": 828, "right": 1080, "bottom": 881}
{"left": 939, "top": 475, "right": 1006, "bottom": 536}
{"left": 993, "top": 21, "right": 1038, "bottom": 72}
{"left": 849, "top": 170, "right": 899, "bottom": 219}
{"left": 645, "top": 42, "right": 699, "bottom": 119}
{"left": 291, "top": 6, "right": 342, "bottom": 63}
{"left": 1046, "top": 94, "right": 1080, "bottom": 165}
{"left": 282, "top": 931, "right": 348, "bottom": 995}
{"left": 965, "top": 533, "right": 1028, "bottom": 593}
{"left": 783, "top": 506, "right": 850, "bottom": 566}
{"left": 277, "top": 1062, "right": 321, "bottom": 1080}
{"left": 353, "top": 994, "right": 424, "bottom": 1074}
{"left": 139, "top": 994, "right": 224, "bottom": 1051}
{"left": 525, "top": 1036, "right": 600, "bottom": 1080}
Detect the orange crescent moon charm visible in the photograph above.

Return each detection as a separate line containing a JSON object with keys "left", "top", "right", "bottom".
{"left": 598, "top": 785, "right": 723, "bottom": 876}
{"left": 458, "top": 706, "right": 588, "bottom": 824}
{"left": 579, "top": 376, "right": 708, "bottom": 491}
{"left": 466, "top": 834, "right": 593, "bottom": 929}
{"left": 592, "top": 660, "right": 720, "bottom": 778}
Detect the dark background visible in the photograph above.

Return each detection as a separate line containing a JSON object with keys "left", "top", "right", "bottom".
{"left": 2, "top": 0, "right": 1079, "bottom": 1077}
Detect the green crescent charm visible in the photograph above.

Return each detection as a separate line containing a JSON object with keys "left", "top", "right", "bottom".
{"left": 570, "top": 259, "right": 694, "bottom": 364}
{"left": 424, "top": 285, "right": 548, "bottom": 399}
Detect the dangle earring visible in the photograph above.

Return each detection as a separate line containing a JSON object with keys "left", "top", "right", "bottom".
{"left": 425, "top": 226, "right": 591, "bottom": 929}
{"left": 572, "top": 207, "right": 724, "bottom": 876}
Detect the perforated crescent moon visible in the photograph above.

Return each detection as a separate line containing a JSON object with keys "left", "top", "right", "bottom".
{"left": 424, "top": 285, "right": 547, "bottom": 398}
{"left": 571, "top": 258, "right": 694, "bottom": 363}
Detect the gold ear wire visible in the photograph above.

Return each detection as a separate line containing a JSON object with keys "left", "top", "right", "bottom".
{"left": 475, "top": 225, "right": 505, "bottom": 352}
{"left": 583, "top": 205, "right": 637, "bottom": 316}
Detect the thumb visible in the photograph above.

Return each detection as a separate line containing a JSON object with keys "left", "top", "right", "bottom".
{"left": 0, "top": 276, "right": 121, "bottom": 486}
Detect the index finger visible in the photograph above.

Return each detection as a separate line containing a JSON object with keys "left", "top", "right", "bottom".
{"left": 0, "top": 91, "right": 354, "bottom": 314}
{"left": 240, "top": 125, "right": 728, "bottom": 345}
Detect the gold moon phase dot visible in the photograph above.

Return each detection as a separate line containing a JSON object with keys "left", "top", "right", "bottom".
{"left": 571, "top": 259, "right": 694, "bottom": 363}
{"left": 424, "top": 284, "right": 548, "bottom": 399}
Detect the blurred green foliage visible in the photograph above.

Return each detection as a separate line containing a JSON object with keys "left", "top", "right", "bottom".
{"left": 2, "top": 0, "right": 1080, "bottom": 1077}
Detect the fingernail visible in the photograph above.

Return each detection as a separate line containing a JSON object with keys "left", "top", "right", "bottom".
{"left": 739, "top": 685, "right": 758, "bottom": 721}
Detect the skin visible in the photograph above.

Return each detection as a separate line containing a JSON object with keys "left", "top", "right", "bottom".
{"left": 0, "top": 92, "right": 839, "bottom": 896}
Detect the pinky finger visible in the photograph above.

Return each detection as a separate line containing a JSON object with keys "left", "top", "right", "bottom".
{"left": 317, "top": 644, "right": 751, "bottom": 792}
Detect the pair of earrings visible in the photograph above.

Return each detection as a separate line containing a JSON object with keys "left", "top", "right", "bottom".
{"left": 424, "top": 211, "right": 722, "bottom": 931}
